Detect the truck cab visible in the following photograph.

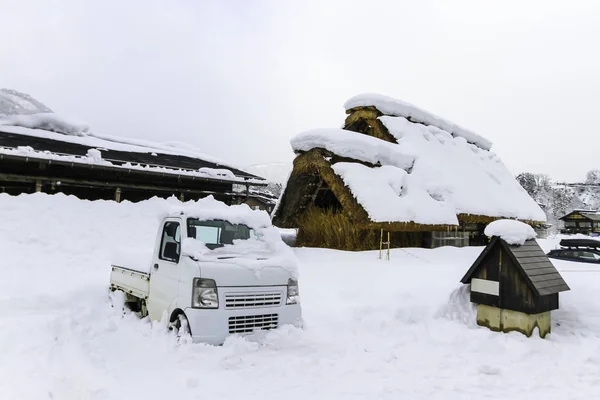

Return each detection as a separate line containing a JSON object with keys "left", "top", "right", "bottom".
{"left": 110, "top": 197, "right": 302, "bottom": 345}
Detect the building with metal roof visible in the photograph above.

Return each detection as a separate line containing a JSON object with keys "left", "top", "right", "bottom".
{"left": 559, "top": 210, "right": 600, "bottom": 235}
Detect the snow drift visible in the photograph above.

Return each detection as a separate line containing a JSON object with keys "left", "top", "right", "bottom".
{"left": 1, "top": 193, "right": 600, "bottom": 399}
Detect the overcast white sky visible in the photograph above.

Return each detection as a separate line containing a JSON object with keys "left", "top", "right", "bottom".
{"left": 1, "top": 0, "right": 599, "bottom": 182}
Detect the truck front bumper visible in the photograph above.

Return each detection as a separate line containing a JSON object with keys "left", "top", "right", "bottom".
{"left": 183, "top": 303, "right": 303, "bottom": 346}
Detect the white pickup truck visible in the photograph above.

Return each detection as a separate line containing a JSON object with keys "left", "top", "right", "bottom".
{"left": 109, "top": 197, "right": 302, "bottom": 345}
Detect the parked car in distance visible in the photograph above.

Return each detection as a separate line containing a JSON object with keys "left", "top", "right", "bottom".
{"left": 547, "top": 238, "right": 600, "bottom": 264}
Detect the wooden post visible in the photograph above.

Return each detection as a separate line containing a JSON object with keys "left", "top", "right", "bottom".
{"left": 35, "top": 180, "right": 42, "bottom": 192}
{"left": 179, "top": 193, "right": 185, "bottom": 202}
{"left": 387, "top": 231, "right": 390, "bottom": 260}
{"left": 379, "top": 229, "right": 390, "bottom": 260}
{"left": 379, "top": 229, "right": 383, "bottom": 259}
{"left": 115, "top": 187, "right": 121, "bottom": 203}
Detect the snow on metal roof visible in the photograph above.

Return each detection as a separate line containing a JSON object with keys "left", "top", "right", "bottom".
{"left": 0, "top": 89, "right": 262, "bottom": 182}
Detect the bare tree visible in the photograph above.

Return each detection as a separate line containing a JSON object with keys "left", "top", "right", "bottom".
{"left": 585, "top": 169, "right": 600, "bottom": 185}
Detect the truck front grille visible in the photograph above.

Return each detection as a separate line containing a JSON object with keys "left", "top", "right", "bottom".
{"left": 228, "top": 314, "right": 279, "bottom": 334}
{"left": 224, "top": 291, "right": 283, "bottom": 309}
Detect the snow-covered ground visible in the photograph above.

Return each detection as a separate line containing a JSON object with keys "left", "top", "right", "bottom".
{"left": 1, "top": 193, "right": 600, "bottom": 399}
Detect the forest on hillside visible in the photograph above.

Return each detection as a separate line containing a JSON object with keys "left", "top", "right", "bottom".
{"left": 517, "top": 170, "right": 600, "bottom": 230}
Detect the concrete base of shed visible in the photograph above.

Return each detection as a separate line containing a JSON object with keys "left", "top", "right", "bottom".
{"left": 476, "top": 304, "right": 551, "bottom": 338}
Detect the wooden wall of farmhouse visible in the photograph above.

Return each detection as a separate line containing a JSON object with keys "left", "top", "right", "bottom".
{"left": 271, "top": 171, "right": 320, "bottom": 228}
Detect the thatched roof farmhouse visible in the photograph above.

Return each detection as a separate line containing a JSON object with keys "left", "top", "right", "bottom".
{"left": 272, "top": 94, "right": 546, "bottom": 250}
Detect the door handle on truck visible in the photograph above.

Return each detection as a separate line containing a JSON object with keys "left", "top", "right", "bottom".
{"left": 153, "top": 263, "right": 159, "bottom": 269}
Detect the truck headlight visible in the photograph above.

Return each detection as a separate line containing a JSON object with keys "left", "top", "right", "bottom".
{"left": 286, "top": 278, "right": 299, "bottom": 305}
{"left": 192, "top": 278, "right": 218, "bottom": 309}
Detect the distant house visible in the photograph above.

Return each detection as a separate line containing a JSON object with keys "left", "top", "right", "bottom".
{"left": 559, "top": 210, "right": 600, "bottom": 235}
{"left": 272, "top": 93, "right": 546, "bottom": 250}
{"left": 242, "top": 189, "right": 278, "bottom": 214}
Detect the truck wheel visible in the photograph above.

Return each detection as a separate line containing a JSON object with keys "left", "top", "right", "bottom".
{"left": 125, "top": 300, "right": 140, "bottom": 313}
{"left": 169, "top": 313, "right": 191, "bottom": 339}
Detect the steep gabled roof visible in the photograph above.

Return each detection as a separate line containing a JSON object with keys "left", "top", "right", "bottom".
{"left": 344, "top": 93, "right": 492, "bottom": 150}
{"left": 461, "top": 237, "right": 570, "bottom": 296}
{"left": 286, "top": 99, "right": 546, "bottom": 225}
{"left": 559, "top": 210, "right": 600, "bottom": 221}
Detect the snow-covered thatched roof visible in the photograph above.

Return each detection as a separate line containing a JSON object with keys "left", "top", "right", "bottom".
{"left": 344, "top": 93, "right": 493, "bottom": 151}
{"left": 284, "top": 94, "right": 546, "bottom": 226}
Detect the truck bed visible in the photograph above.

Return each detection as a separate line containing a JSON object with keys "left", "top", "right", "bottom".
{"left": 109, "top": 246, "right": 153, "bottom": 299}
{"left": 110, "top": 265, "right": 150, "bottom": 300}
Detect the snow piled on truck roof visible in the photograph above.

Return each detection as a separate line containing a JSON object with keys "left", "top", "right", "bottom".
{"left": 166, "top": 195, "right": 273, "bottom": 229}
{"left": 167, "top": 196, "right": 299, "bottom": 278}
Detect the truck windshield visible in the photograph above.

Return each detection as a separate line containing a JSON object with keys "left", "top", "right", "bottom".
{"left": 187, "top": 219, "right": 255, "bottom": 250}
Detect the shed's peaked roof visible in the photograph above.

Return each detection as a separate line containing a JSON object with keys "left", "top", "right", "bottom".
{"left": 461, "top": 237, "right": 570, "bottom": 296}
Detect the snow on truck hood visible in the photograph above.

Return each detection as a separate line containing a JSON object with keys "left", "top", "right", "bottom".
{"left": 182, "top": 231, "right": 298, "bottom": 280}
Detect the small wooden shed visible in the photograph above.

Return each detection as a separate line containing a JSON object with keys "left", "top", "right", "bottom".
{"left": 460, "top": 237, "right": 570, "bottom": 338}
